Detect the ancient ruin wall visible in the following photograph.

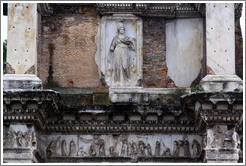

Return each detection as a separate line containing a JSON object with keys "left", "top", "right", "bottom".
{"left": 38, "top": 5, "right": 101, "bottom": 88}
{"left": 142, "top": 17, "right": 175, "bottom": 88}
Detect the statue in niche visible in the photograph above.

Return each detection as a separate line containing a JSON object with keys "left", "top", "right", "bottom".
{"left": 108, "top": 22, "right": 136, "bottom": 85}
{"left": 46, "top": 136, "right": 61, "bottom": 157}
{"left": 89, "top": 144, "right": 97, "bottom": 156}
{"left": 155, "top": 141, "right": 160, "bottom": 157}
{"left": 130, "top": 142, "right": 138, "bottom": 155}
{"left": 120, "top": 138, "right": 129, "bottom": 156}
{"left": 98, "top": 139, "right": 105, "bottom": 157}
{"left": 192, "top": 139, "right": 201, "bottom": 157}
{"left": 61, "top": 140, "right": 67, "bottom": 156}
{"left": 69, "top": 139, "right": 76, "bottom": 157}
{"left": 172, "top": 141, "right": 179, "bottom": 157}
{"left": 109, "top": 146, "right": 118, "bottom": 157}
{"left": 77, "top": 147, "right": 87, "bottom": 157}
{"left": 3, "top": 127, "right": 16, "bottom": 148}
{"left": 138, "top": 141, "right": 146, "bottom": 157}
{"left": 16, "top": 131, "right": 23, "bottom": 147}
{"left": 146, "top": 143, "right": 152, "bottom": 157}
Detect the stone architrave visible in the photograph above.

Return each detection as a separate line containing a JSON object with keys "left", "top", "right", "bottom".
{"left": 100, "top": 14, "right": 143, "bottom": 87}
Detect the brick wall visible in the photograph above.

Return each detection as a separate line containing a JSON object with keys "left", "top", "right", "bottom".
{"left": 235, "top": 18, "right": 243, "bottom": 79}
{"left": 142, "top": 17, "right": 175, "bottom": 88}
{"left": 38, "top": 5, "right": 101, "bottom": 88}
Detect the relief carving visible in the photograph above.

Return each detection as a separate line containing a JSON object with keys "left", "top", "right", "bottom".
{"left": 61, "top": 140, "right": 67, "bottom": 156}
{"left": 16, "top": 131, "right": 23, "bottom": 147}
{"left": 146, "top": 143, "right": 152, "bottom": 157}
{"left": 130, "top": 142, "right": 138, "bottom": 155}
{"left": 162, "top": 143, "right": 171, "bottom": 157}
{"left": 138, "top": 141, "right": 146, "bottom": 157}
{"left": 192, "top": 139, "right": 201, "bottom": 157}
{"left": 120, "top": 138, "right": 129, "bottom": 157}
{"left": 3, "top": 127, "right": 16, "bottom": 148}
{"left": 77, "top": 147, "right": 87, "bottom": 157}
{"left": 46, "top": 136, "right": 61, "bottom": 157}
{"left": 172, "top": 141, "right": 179, "bottom": 157}
{"left": 109, "top": 146, "right": 118, "bottom": 157}
{"left": 69, "top": 139, "right": 76, "bottom": 157}
{"left": 155, "top": 141, "right": 160, "bottom": 157}
{"left": 98, "top": 139, "right": 105, "bottom": 157}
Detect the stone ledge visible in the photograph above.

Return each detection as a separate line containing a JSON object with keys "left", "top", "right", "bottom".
{"left": 199, "top": 75, "right": 243, "bottom": 92}
{"left": 3, "top": 74, "right": 43, "bottom": 90}
{"left": 109, "top": 87, "right": 190, "bottom": 104}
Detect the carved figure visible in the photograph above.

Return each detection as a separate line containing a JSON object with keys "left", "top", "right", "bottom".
{"left": 178, "top": 140, "right": 185, "bottom": 157}
{"left": 131, "top": 142, "right": 138, "bottom": 155}
{"left": 109, "top": 146, "right": 118, "bottom": 157}
{"left": 231, "top": 129, "right": 240, "bottom": 149}
{"left": 162, "top": 148, "right": 171, "bottom": 157}
{"left": 121, "top": 138, "right": 129, "bottom": 156}
{"left": 77, "top": 147, "right": 87, "bottom": 157}
{"left": 172, "top": 141, "right": 179, "bottom": 156}
{"left": 98, "top": 139, "right": 105, "bottom": 157}
{"left": 3, "top": 127, "right": 16, "bottom": 148}
{"left": 211, "top": 125, "right": 227, "bottom": 148}
{"left": 61, "top": 140, "right": 67, "bottom": 156}
{"left": 138, "top": 141, "right": 146, "bottom": 157}
{"left": 108, "top": 22, "right": 136, "bottom": 85}
{"left": 89, "top": 144, "right": 97, "bottom": 156}
{"left": 155, "top": 141, "right": 160, "bottom": 157}
{"left": 16, "top": 131, "right": 23, "bottom": 147}
{"left": 192, "top": 139, "right": 201, "bottom": 157}
{"left": 24, "top": 128, "right": 32, "bottom": 147}
{"left": 183, "top": 139, "right": 190, "bottom": 157}
{"left": 146, "top": 143, "right": 152, "bottom": 157}
{"left": 69, "top": 139, "right": 76, "bottom": 156}
{"left": 46, "top": 136, "right": 61, "bottom": 157}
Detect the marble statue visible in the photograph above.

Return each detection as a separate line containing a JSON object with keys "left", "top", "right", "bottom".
{"left": 16, "top": 131, "right": 23, "bottom": 147}
{"left": 108, "top": 22, "right": 136, "bottom": 85}
{"left": 77, "top": 147, "right": 87, "bottom": 157}
{"left": 138, "top": 141, "right": 146, "bottom": 157}
{"left": 146, "top": 143, "right": 152, "bottom": 157}
{"left": 155, "top": 141, "right": 160, "bottom": 157}
{"left": 173, "top": 141, "right": 179, "bottom": 156}
{"left": 98, "top": 139, "right": 105, "bottom": 157}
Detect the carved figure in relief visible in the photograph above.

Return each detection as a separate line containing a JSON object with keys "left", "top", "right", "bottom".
{"left": 69, "top": 139, "right": 76, "bottom": 157}
{"left": 178, "top": 140, "right": 185, "bottom": 157}
{"left": 146, "top": 143, "right": 152, "bottom": 157}
{"left": 231, "top": 129, "right": 240, "bottom": 149}
{"left": 210, "top": 125, "right": 227, "bottom": 148}
{"left": 138, "top": 141, "right": 146, "bottom": 157}
{"left": 155, "top": 141, "right": 160, "bottom": 157}
{"left": 183, "top": 137, "right": 190, "bottom": 157}
{"left": 162, "top": 143, "right": 171, "bottom": 157}
{"left": 109, "top": 146, "right": 118, "bottom": 157}
{"left": 108, "top": 22, "right": 136, "bottom": 85}
{"left": 131, "top": 142, "right": 138, "bottom": 155}
{"left": 3, "top": 127, "right": 16, "bottom": 148}
{"left": 172, "top": 141, "right": 179, "bottom": 156}
{"left": 120, "top": 138, "right": 129, "bottom": 156}
{"left": 98, "top": 139, "right": 105, "bottom": 157}
{"left": 192, "top": 139, "right": 201, "bottom": 157}
{"left": 89, "top": 144, "right": 97, "bottom": 156}
{"left": 16, "top": 131, "right": 23, "bottom": 147}
{"left": 46, "top": 136, "right": 61, "bottom": 157}
{"left": 77, "top": 147, "right": 87, "bottom": 157}
{"left": 24, "top": 128, "right": 32, "bottom": 147}
{"left": 61, "top": 140, "right": 67, "bottom": 156}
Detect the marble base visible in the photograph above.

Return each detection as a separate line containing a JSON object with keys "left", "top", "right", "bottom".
{"left": 203, "top": 148, "right": 240, "bottom": 163}
{"left": 199, "top": 75, "right": 243, "bottom": 92}
{"left": 3, "top": 74, "right": 42, "bottom": 90}
{"left": 109, "top": 87, "right": 190, "bottom": 104}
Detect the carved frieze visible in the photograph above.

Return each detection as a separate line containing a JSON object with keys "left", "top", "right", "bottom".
{"left": 44, "top": 134, "right": 201, "bottom": 160}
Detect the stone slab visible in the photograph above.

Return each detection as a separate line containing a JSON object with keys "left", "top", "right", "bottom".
{"left": 166, "top": 18, "right": 203, "bottom": 87}
{"left": 3, "top": 74, "right": 42, "bottom": 90}
{"left": 7, "top": 3, "right": 38, "bottom": 74}
{"left": 206, "top": 3, "right": 235, "bottom": 75}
